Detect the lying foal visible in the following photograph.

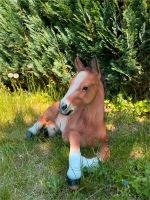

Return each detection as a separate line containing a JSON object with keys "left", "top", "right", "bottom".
{"left": 26, "top": 56, "right": 109, "bottom": 190}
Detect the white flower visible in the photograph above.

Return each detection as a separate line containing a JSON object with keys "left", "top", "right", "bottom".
{"left": 27, "top": 63, "right": 33, "bottom": 69}
{"left": 13, "top": 73, "right": 19, "bottom": 79}
{"left": 8, "top": 73, "right": 14, "bottom": 78}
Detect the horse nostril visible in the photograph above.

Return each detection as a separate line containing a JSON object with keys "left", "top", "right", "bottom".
{"left": 61, "top": 103, "right": 68, "bottom": 111}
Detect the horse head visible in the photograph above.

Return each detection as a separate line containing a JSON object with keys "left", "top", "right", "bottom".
{"left": 59, "top": 56, "right": 102, "bottom": 115}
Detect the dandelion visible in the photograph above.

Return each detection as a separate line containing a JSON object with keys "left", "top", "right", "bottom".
{"left": 8, "top": 73, "right": 14, "bottom": 78}
{"left": 27, "top": 63, "right": 33, "bottom": 69}
{"left": 13, "top": 73, "right": 19, "bottom": 79}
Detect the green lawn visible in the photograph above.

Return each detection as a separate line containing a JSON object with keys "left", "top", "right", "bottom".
{"left": 0, "top": 86, "right": 150, "bottom": 200}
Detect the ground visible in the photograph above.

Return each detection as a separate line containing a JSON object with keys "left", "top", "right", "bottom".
{"left": 0, "top": 86, "right": 150, "bottom": 200}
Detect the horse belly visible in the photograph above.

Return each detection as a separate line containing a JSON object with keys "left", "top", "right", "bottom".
{"left": 55, "top": 114, "right": 68, "bottom": 133}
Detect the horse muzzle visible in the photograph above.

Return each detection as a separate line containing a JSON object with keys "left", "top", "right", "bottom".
{"left": 59, "top": 101, "right": 73, "bottom": 116}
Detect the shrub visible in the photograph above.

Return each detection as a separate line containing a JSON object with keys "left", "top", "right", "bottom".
{"left": 0, "top": 0, "right": 149, "bottom": 99}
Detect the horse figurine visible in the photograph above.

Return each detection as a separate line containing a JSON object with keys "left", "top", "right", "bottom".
{"left": 26, "top": 56, "right": 109, "bottom": 190}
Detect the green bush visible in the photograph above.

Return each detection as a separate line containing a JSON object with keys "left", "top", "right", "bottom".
{"left": 0, "top": 0, "right": 149, "bottom": 99}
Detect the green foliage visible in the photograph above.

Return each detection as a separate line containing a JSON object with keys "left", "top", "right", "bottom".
{"left": 0, "top": 0, "right": 149, "bottom": 98}
{"left": 105, "top": 94, "right": 150, "bottom": 116}
{"left": 45, "top": 176, "right": 64, "bottom": 192}
{"left": 129, "top": 162, "right": 150, "bottom": 198}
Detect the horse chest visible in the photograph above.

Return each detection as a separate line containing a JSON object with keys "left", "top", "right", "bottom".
{"left": 55, "top": 114, "right": 68, "bottom": 133}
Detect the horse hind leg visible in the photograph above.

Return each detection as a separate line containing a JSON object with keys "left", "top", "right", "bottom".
{"left": 43, "top": 121, "right": 61, "bottom": 138}
{"left": 25, "top": 117, "right": 46, "bottom": 139}
{"left": 25, "top": 102, "right": 60, "bottom": 139}
{"left": 25, "top": 118, "right": 60, "bottom": 139}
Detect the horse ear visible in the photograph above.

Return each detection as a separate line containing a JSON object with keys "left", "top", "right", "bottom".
{"left": 90, "top": 57, "right": 101, "bottom": 75}
{"left": 74, "top": 55, "right": 85, "bottom": 71}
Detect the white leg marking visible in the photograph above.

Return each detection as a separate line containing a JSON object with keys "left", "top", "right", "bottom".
{"left": 46, "top": 125, "right": 59, "bottom": 137}
{"left": 28, "top": 122, "right": 43, "bottom": 135}
{"left": 67, "top": 149, "right": 100, "bottom": 180}
{"left": 67, "top": 150, "right": 82, "bottom": 180}
{"left": 81, "top": 156, "right": 99, "bottom": 168}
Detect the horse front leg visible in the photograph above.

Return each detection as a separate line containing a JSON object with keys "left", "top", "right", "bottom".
{"left": 67, "top": 131, "right": 108, "bottom": 190}
{"left": 67, "top": 131, "right": 101, "bottom": 190}
{"left": 25, "top": 102, "right": 59, "bottom": 139}
{"left": 79, "top": 124, "right": 109, "bottom": 173}
{"left": 67, "top": 131, "right": 82, "bottom": 190}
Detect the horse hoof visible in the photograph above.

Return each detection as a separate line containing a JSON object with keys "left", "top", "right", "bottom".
{"left": 69, "top": 185, "right": 79, "bottom": 190}
{"left": 25, "top": 130, "right": 33, "bottom": 139}
{"left": 66, "top": 176, "right": 80, "bottom": 190}
{"left": 43, "top": 128, "right": 49, "bottom": 138}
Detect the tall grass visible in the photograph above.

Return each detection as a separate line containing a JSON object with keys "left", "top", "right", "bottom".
{"left": 0, "top": 85, "right": 150, "bottom": 199}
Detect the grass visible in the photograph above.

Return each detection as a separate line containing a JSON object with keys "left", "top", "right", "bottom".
{"left": 0, "top": 85, "right": 150, "bottom": 200}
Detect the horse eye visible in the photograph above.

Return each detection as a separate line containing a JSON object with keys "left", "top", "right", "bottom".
{"left": 82, "top": 86, "right": 88, "bottom": 92}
